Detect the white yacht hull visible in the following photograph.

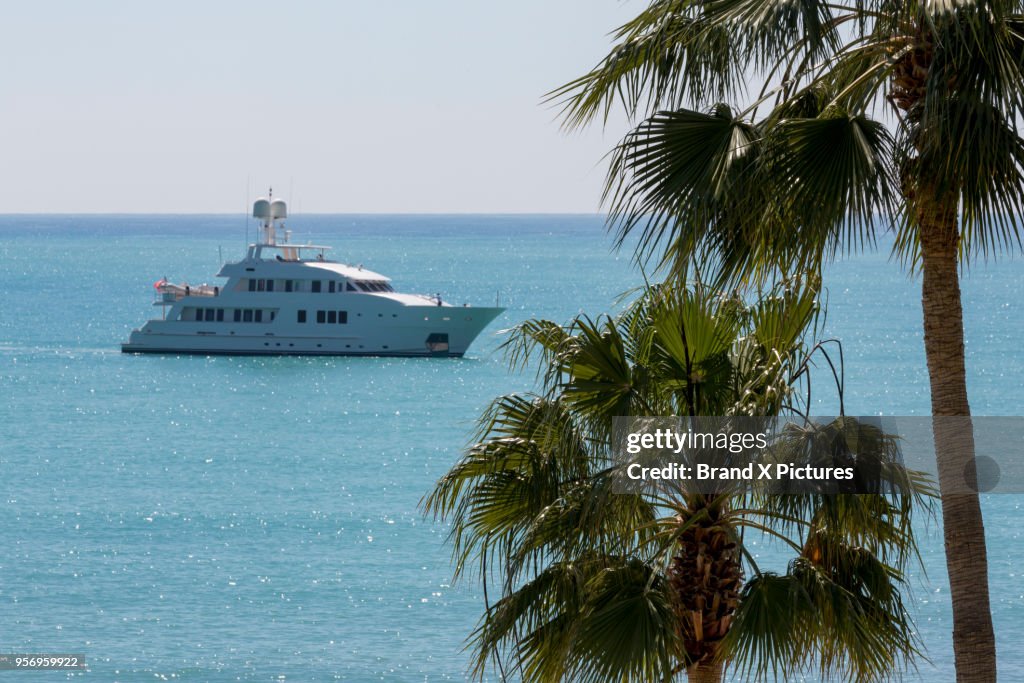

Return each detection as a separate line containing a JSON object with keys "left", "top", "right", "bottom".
{"left": 123, "top": 304, "right": 503, "bottom": 357}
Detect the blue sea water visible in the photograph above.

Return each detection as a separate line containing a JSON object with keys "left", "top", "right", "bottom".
{"left": 0, "top": 214, "right": 1021, "bottom": 681}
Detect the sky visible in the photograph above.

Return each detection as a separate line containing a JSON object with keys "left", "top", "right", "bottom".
{"left": 2, "top": 1, "right": 639, "bottom": 213}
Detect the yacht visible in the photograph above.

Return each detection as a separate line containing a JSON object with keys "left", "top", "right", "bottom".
{"left": 121, "top": 195, "right": 504, "bottom": 357}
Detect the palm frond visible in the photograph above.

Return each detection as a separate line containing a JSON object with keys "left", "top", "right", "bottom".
{"left": 547, "top": 1, "right": 749, "bottom": 128}
{"left": 758, "top": 109, "right": 897, "bottom": 269}
{"left": 606, "top": 105, "right": 766, "bottom": 277}
{"left": 724, "top": 549, "right": 920, "bottom": 682}
{"left": 567, "top": 559, "right": 680, "bottom": 682}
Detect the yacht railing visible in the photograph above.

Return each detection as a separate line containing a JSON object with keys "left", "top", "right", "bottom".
{"left": 154, "top": 282, "right": 220, "bottom": 303}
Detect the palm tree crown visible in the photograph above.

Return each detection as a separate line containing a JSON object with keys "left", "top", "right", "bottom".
{"left": 424, "top": 282, "right": 932, "bottom": 682}
{"left": 550, "top": 0, "right": 1023, "bottom": 281}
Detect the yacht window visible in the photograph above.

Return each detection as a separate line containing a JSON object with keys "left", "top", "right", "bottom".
{"left": 346, "top": 282, "right": 357, "bottom": 292}
{"left": 243, "top": 309, "right": 253, "bottom": 322}
{"left": 257, "top": 279, "right": 265, "bottom": 292}
{"left": 193, "top": 307, "right": 202, "bottom": 320}
{"left": 316, "top": 310, "right": 326, "bottom": 324}
{"left": 356, "top": 282, "right": 369, "bottom": 292}
{"left": 217, "top": 309, "right": 224, "bottom": 322}
{"left": 234, "top": 309, "right": 241, "bottom": 322}
{"left": 329, "top": 281, "right": 336, "bottom": 293}
{"left": 255, "top": 310, "right": 263, "bottom": 323}
{"left": 297, "top": 310, "right": 307, "bottom": 323}
{"left": 266, "top": 279, "right": 274, "bottom": 292}
{"left": 248, "top": 279, "right": 256, "bottom": 292}
{"left": 312, "top": 280, "right": 322, "bottom": 293}
{"left": 338, "top": 311, "right": 348, "bottom": 324}
{"left": 285, "top": 280, "right": 293, "bottom": 293}
{"left": 205, "top": 309, "right": 215, "bottom": 322}
{"left": 328, "top": 310, "right": 337, "bottom": 324}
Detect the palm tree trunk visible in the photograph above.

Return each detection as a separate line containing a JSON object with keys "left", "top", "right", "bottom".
{"left": 917, "top": 199, "right": 997, "bottom": 682}
{"left": 686, "top": 660, "right": 723, "bottom": 683}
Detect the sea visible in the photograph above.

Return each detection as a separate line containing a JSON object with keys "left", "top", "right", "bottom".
{"left": 0, "top": 215, "right": 1021, "bottom": 681}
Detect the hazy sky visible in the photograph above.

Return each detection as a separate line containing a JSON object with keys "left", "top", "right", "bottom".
{"left": 2, "top": 1, "right": 638, "bottom": 213}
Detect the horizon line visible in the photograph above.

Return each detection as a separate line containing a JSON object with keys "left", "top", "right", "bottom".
{"left": 0, "top": 211, "right": 609, "bottom": 217}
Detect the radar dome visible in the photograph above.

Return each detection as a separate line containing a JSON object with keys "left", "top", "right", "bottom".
{"left": 253, "top": 198, "right": 271, "bottom": 219}
{"left": 269, "top": 199, "right": 288, "bottom": 219}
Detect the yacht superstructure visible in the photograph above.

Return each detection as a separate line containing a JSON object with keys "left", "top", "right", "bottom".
{"left": 121, "top": 195, "right": 504, "bottom": 357}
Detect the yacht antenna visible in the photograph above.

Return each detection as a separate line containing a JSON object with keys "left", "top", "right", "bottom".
{"left": 244, "top": 175, "right": 250, "bottom": 249}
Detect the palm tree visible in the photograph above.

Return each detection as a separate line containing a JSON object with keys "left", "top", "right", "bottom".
{"left": 424, "top": 281, "right": 932, "bottom": 682}
{"left": 548, "top": 2, "right": 1023, "bottom": 679}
